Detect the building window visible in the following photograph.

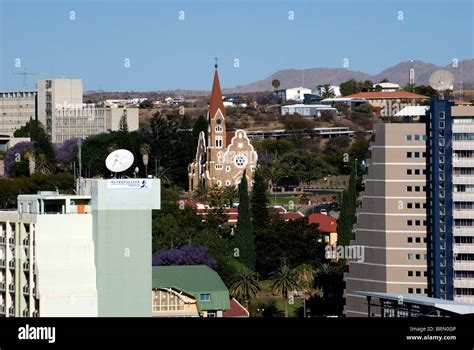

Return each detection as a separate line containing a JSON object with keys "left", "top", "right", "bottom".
{"left": 215, "top": 136, "right": 223, "bottom": 148}
{"left": 408, "top": 271, "right": 413, "bottom": 277}
{"left": 407, "top": 152, "right": 412, "bottom": 158}
{"left": 407, "top": 169, "right": 412, "bottom": 175}
{"left": 415, "top": 186, "right": 420, "bottom": 192}
{"left": 407, "top": 186, "right": 413, "bottom": 192}
{"left": 416, "top": 288, "right": 421, "bottom": 294}
{"left": 215, "top": 125, "right": 223, "bottom": 133}
{"left": 407, "top": 237, "right": 413, "bottom": 243}
{"left": 215, "top": 164, "right": 223, "bottom": 170}
{"left": 414, "top": 152, "right": 420, "bottom": 158}
{"left": 415, "top": 254, "right": 421, "bottom": 260}
{"left": 408, "top": 288, "right": 413, "bottom": 294}
{"left": 415, "top": 237, "right": 421, "bottom": 243}
{"left": 407, "top": 254, "right": 413, "bottom": 260}
{"left": 406, "top": 135, "right": 412, "bottom": 141}
{"left": 415, "top": 271, "right": 421, "bottom": 277}
{"left": 415, "top": 135, "right": 420, "bottom": 141}
{"left": 200, "top": 294, "right": 211, "bottom": 302}
{"left": 407, "top": 203, "right": 413, "bottom": 209}
{"left": 225, "top": 180, "right": 231, "bottom": 186}
{"left": 414, "top": 169, "right": 420, "bottom": 175}
{"left": 407, "top": 220, "right": 413, "bottom": 226}
{"left": 225, "top": 166, "right": 231, "bottom": 172}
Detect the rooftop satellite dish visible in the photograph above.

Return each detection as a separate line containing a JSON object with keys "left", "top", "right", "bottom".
{"left": 105, "top": 149, "right": 134, "bottom": 173}
{"left": 429, "top": 70, "right": 454, "bottom": 91}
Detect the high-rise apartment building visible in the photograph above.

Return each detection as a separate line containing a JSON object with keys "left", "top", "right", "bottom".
{"left": 344, "top": 98, "right": 474, "bottom": 316}
{"left": 344, "top": 123, "right": 428, "bottom": 317}
{"left": 0, "top": 178, "right": 160, "bottom": 317}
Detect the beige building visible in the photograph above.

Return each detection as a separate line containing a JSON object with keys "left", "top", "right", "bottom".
{"left": 37, "top": 78, "right": 138, "bottom": 143}
{"left": 0, "top": 91, "right": 37, "bottom": 136}
{"left": 188, "top": 66, "right": 257, "bottom": 191}
{"left": 344, "top": 123, "right": 428, "bottom": 317}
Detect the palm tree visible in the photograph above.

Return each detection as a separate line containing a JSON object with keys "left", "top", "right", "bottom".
{"left": 265, "top": 165, "right": 282, "bottom": 190}
{"left": 316, "top": 262, "right": 333, "bottom": 275}
{"left": 229, "top": 267, "right": 260, "bottom": 311}
{"left": 35, "top": 153, "right": 52, "bottom": 175}
{"left": 320, "top": 84, "right": 335, "bottom": 99}
{"left": 271, "top": 79, "right": 281, "bottom": 91}
{"left": 156, "top": 166, "right": 172, "bottom": 186}
{"left": 270, "top": 264, "right": 299, "bottom": 317}
{"left": 140, "top": 144, "right": 151, "bottom": 177}
{"left": 223, "top": 185, "right": 238, "bottom": 207}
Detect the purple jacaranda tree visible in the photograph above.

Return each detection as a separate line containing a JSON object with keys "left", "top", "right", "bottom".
{"left": 152, "top": 245, "right": 217, "bottom": 269}
{"left": 4, "top": 141, "right": 36, "bottom": 177}
{"left": 55, "top": 138, "right": 82, "bottom": 169}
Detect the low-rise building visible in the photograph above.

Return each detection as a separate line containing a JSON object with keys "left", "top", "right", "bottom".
{"left": 372, "top": 82, "right": 401, "bottom": 92}
{"left": 0, "top": 91, "right": 37, "bottom": 136}
{"left": 276, "top": 87, "right": 312, "bottom": 102}
{"left": 308, "top": 213, "right": 338, "bottom": 246}
{"left": 281, "top": 104, "right": 337, "bottom": 118}
{"left": 152, "top": 265, "right": 230, "bottom": 317}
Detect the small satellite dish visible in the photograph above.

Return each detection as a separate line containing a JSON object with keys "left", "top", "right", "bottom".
{"left": 429, "top": 70, "right": 454, "bottom": 91}
{"left": 105, "top": 149, "right": 134, "bottom": 173}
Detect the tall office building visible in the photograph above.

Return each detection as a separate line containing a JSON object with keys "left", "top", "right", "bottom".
{"left": 344, "top": 99, "right": 474, "bottom": 316}
{"left": 0, "top": 91, "right": 37, "bottom": 136}
{"left": 37, "top": 79, "right": 139, "bottom": 143}
{"left": 0, "top": 178, "right": 160, "bottom": 317}
{"left": 344, "top": 123, "right": 428, "bottom": 317}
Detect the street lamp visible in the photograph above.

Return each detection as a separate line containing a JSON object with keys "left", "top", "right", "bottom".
{"left": 274, "top": 175, "right": 289, "bottom": 206}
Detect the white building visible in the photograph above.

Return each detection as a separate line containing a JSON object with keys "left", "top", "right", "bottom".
{"left": 277, "top": 87, "right": 312, "bottom": 102}
{"left": 373, "top": 82, "right": 401, "bottom": 92}
{"left": 0, "top": 91, "right": 37, "bottom": 136}
{"left": 281, "top": 104, "right": 337, "bottom": 118}
{"left": 0, "top": 178, "right": 161, "bottom": 317}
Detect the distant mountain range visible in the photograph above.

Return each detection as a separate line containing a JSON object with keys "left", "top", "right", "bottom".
{"left": 224, "top": 59, "right": 474, "bottom": 93}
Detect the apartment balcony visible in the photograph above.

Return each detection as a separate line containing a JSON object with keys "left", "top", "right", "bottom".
{"left": 23, "top": 261, "right": 29, "bottom": 272}
{"left": 0, "top": 305, "right": 5, "bottom": 314}
{"left": 453, "top": 244, "right": 474, "bottom": 254}
{"left": 453, "top": 209, "right": 474, "bottom": 219}
{"left": 32, "top": 310, "right": 39, "bottom": 317}
{"left": 8, "top": 260, "right": 15, "bottom": 269}
{"left": 22, "top": 309, "right": 29, "bottom": 317}
{"left": 453, "top": 158, "right": 474, "bottom": 168}
{"left": 454, "top": 296, "right": 474, "bottom": 304}
{"left": 8, "top": 237, "right": 15, "bottom": 245}
{"left": 22, "top": 285, "right": 29, "bottom": 295}
{"left": 453, "top": 176, "right": 474, "bottom": 185}
{"left": 453, "top": 125, "right": 474, "bottom": 133}
{"left": 454, "top": 227, "right": 474, "bottom": 237}
{"left": 0, "top": 236, "right": 5, "bottom": 245}
{"left": 453, "top": 141, "right": 474, "bottom": 150}
{"left": 454, "top": 261, "right": 474, "bottom": 271}
{"left": 454, "top": 279, "right": 474, "bottom": 288}
{"left": 453, "top": 193, "right": 474, "bottom": 201}
{"left": 0, "top": 281, "right": 5, "bottom": 291}
{"left": 8, "top": 307, "right": 14, "bottom": 315}
{"left": 8, "top": 284, "right": 14, "bottom": 293}
{"left": 22, "top": 237, "right": 29, "bottom": 246}
{"left": 0, "top": 259, "right": 5, "bottom": 268}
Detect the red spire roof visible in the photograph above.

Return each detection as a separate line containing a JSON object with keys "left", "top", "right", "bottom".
{"left": 209, "top": 68, "right": 226, "bottom": 119}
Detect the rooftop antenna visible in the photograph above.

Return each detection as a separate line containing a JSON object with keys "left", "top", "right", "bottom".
{"left": 13, "top": 70, "right": 45, "bottom": 90}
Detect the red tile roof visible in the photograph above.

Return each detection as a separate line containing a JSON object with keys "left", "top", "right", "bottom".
{"left": 223, "top": 298, "right": 249, "bottom": 317}
{"left": 345, "top": 91, "right": 428, "bottom": 99}
{"left": 209, "top": 68, "right": 226, "bottom": 119}
{"left": 226, "top": 132, "right": 235, "bottom": 146}
{"left": 308, "top": 213, "right": 337, "bottom": 233}
{"left": 283, "top": 212, "right": 305, "bottom": 221}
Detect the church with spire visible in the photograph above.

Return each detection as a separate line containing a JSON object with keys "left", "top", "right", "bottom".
{"left": 188, "top": 64, "right": 258, "bottom": 192}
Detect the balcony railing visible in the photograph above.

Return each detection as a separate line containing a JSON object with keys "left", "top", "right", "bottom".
{"left": 8, "top": 237, "right": 15, "bottom": 245}
{"left": 453, "top": 176, "right": 474, "bottom": 185}
{"left": 8, "top": 307, "right": 14, "bottom": 315}
{"left": 454, "top": 227, "right": 474, "bottom": 236}
{"left": 8, "top": 284, "right": 14, "bottom": 292}
{"left": 22, "top": 309, "right": 29, "bottom": 317}
{"left": 23, "top": 261, "right": 29, "bottom": 271}
{"left": 454, "top": 279, "right": 474, "bottom": 288}
{"left": 454, "top": 261, "right": 474, "bottom": 271}
{"left": 8, "top": 260, "right": 15, "bottom": 269}
{"left": 453, "top": 141, "right": 474, "bottom": 150}
{"left": 32, "top": 310, "right": 39, "bottom": 317}
{"left": 0, "top": 236, "right": 5, "bottom": 244}
{"left": 453, "top": 159, "right": 474, "bottom": 168}
{"left": 22, "top": 237, "right": 29, "bottom": 246}
{"left": 0, "top": 305, "right": 5, "bottom": 314}
{"left": 453, "top": 244, "right": 474, "bottom": 254}
{"left": 22, "top": 285, "right": 29, "bottom": 295}
{"left": 0, "top": 282, "right": 5, "bottom": 291}
{"left": 0, "top": 259, "right": 5, "bottom": 268}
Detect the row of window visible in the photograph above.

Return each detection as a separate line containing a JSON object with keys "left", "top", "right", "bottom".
{"left": 406, "top": 135, "right": 427, "bottom": 141}
{"left": 408, "top": 271, "right": 428, "bottom": 277}
{"left": 407, "top": 202, "right": 427, "bottom": 209}
{"left": 408, "top": 288, "right": 428, "bottom": 294}
{"left": 406, "top": 152, "right": 427, "bottom": 158}
{"left": 406, "top": 169, "right": 427, "bottom": 176}
{"left": 407, "top": 253, "right": 427, "bottom": 260}
{"left": 407, "top": 186, "right": 427, "bottom": 192}
{"left": 407, "top": 220, "right": 427, "bottom": 227}
{"left": 407, "top": 237, "right": 427, "bottom": 244}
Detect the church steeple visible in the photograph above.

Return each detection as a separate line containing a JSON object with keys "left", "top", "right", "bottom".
{"left": 208, "top": 62, "right": 226, "bottom": 120}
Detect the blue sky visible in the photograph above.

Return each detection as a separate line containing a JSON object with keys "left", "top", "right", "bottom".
{"left": 0, "top": 0, "right": 472, "bottom": 91}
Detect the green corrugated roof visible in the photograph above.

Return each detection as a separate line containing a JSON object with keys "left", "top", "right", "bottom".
{"left": 152, "top": 265, "right": 230, "bottom": 311}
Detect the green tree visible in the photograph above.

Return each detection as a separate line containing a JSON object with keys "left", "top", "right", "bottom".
{"left": 320, "top": 84, "right": 336, "bottom": 99}
{"left": 119, "top": 110, "right": 129, "bottom": 132}
{"left": 229, "top": 266, "right": 260, "bottom": 310}
{"left": 192, "top": 115, "right": 208, "bottom": 142}
{"left": 271, "top": 79, "right": 281, "bottom": 91}
{"left": 354, "top": 102, "right": 373, "bottom": 116}
{"left": 337, "top": 158, "right": 358, "bottom": 247}
{"left": 234, "top": 171, "right": 256, "bottom": 270}
{"left": 251, "top": 167, "right": 269, "bottom": 233}
{"left": 270, "top": 264, "right": 299, "bottom": 317}
{"left": 340, "top": 79, "right": 359, "bottom": 96}
{"left": 223, "top": 185, "right": 238, "bottom": 207}
{"left": 413, "top": 85, "right": 438, "bottom": 98}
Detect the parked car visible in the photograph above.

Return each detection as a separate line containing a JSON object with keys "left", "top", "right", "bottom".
{"left": 320, "top": 208, "right": 328, "bottom": 215}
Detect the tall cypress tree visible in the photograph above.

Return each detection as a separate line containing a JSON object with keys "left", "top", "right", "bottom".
{"left": 251, "top": 167, "right": 269, "bottom": 233}
{"left": 235, "top": 170, "right": 256, "bottom": 270}
{"left": 337, "top": 159, "right": 357, "bottom": 247}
